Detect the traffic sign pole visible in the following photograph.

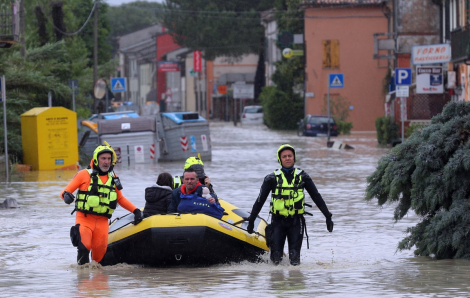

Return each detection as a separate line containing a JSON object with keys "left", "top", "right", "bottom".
{"left": 1, "top": 75, "right": 9, "bottom": 182}
{"left": 327, "top": 81, "right": 331, "bottom": 143}
{"left": 327, "top": 73, "right": 344, "bottom": 145}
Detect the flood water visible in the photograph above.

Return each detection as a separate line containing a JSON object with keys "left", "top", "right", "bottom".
{"left": 1, "top": 122, "right": 469, "bottom": 297}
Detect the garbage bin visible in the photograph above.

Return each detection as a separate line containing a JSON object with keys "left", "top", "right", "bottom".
{"left": 156, "top": 112, "right": 211, "bottom": 162}
{"left": 21, "top": 107, "right": 78, "bottom": 170}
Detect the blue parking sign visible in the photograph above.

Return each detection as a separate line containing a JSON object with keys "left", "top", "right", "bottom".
{"left": 395, "top": 68, "right": 412, "bottom": 85}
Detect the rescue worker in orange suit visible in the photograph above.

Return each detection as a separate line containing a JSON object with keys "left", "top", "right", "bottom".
{"left": 60, "top": 144, "right": 143, "bottom": 265}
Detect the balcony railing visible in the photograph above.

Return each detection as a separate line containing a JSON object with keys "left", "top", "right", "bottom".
{"left": 0, "top": 1, "right": 19, "bottom": 47}
{"left": 450, "top": 24, "right": 470, "bottom": 63}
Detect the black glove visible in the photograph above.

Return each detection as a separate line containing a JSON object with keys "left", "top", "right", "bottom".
{"left": 133, "top": 209, "right": 143, "bottom": 225}
{"left": 247, "top": 217, "right": 255, "bottom": 234}
{"left": 63, "top": 191, "right": 75, "bottom": 205}
{"left": 326, "top": 214, "right": 334, "bottom": 232}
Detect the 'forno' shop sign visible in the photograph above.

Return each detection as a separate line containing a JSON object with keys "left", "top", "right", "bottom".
{"left": 416, "top": 67, "right": 443, "bottom": 94}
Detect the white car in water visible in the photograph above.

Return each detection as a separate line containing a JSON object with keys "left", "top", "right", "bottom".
{"left": 241, "top": 105, "right": 264, "bottom": 125}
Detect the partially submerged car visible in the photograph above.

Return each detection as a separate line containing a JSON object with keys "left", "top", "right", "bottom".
{"left": 298, "top": 115, "right": 338, "bottom": 137}
{"left": 241, "top": 105, "right": 264, "bottom": 125}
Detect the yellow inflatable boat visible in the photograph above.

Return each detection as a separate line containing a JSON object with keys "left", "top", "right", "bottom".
{"left": 100, "top": 199, "right": 269, "bottom": 266}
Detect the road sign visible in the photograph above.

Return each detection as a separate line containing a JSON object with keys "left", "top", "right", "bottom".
{"left": 111, "top": 77, "right": 127, "bottom": 92}
{"left": 277, "top": 30, "right": 293, "bottom": 48}
{"left": 396, "top": 86, "right": 409, "bottom": 97}
{"left": 233, "top": 84, "right": 254, "bottom": 99}
{"left": 395, "top": 68, "right": 412, "bottom": 85}
{"left": 218, "top": 85, "right": 227, "bottom": 94}
{"left": 329, "top": 73, "right": 344, "bottom": 88}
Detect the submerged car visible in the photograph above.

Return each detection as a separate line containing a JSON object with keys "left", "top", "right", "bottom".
{"left": 241, "top": 105, "right": 264, "bottom": 125}
{"left": 298, "top": 115, "right": 338, "bottom": 137}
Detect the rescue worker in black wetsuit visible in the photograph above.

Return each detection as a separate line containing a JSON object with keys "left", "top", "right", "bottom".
{"left": 247, "top": 144, "right": 334, "bottom": 266}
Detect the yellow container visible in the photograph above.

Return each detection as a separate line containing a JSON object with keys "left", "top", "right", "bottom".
{"left": 21, "top": 107, "right": 78, "bottom": 171}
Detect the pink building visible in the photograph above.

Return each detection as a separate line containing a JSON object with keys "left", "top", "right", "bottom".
{"left": 302, "top": 1, "right": 390, "bottom": 131}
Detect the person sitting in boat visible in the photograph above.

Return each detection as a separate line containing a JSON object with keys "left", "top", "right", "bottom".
{"left": 174, "top": 156, "right": 216, "bottom": 195}
{"left": 247, "top": 144, "right": 334, "bottom": 266}
{"left": 60, "top": 144, "right": 143, "bottom": 265}
{"left": 168, "top": 168, "right": 224, "bottom": 218}
{"left": 143, "top": 172, "right": 174, "bottom": 218}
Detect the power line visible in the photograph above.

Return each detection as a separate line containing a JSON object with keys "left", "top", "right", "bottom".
{"left": 34, "top": 0, "right": 97, "bottom": 36}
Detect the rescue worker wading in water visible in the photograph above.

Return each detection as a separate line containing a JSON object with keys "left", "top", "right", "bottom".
{"left": 60, "top": 144, "right": 143, "bottom": 265}
{"left": 247, "top": 144, "right": 334, "bottom": 266}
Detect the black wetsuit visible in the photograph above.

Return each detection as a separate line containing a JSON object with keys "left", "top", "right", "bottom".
{"left": 249, "top": 168, "right": 332, "bottom": 265}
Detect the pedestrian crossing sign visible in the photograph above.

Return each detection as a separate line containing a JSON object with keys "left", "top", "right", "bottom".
{"left": 329, "top": 73, "right": 344, "bottom": 88}
{"left": 111, "top": 77, "right": 127, "bottom": 92}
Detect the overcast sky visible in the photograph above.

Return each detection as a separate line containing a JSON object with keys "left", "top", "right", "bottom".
{"left": 105, "top": 0, "right": 164, "bottom": 6}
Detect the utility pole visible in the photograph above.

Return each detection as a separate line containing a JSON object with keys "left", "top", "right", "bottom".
{"left": 93, "top": 0, "right": 99, "bottom": 113}
{"left": 19, "top": 0, "right": 25, "bottom": 57}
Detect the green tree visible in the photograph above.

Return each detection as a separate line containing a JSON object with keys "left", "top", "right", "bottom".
{"left": 162, "top": 0, "right": 273, "bottom": 60}
{"left": 107, "top": 1, "right": 164, "bottom": 55}
{"left": 365, "top": 101, "right": 470, "bottom": 259}
{"left": 321, "top": 95, "right": 353, "bottom": 134}
{"left": 0, "top": 42, "right": 72, "bottom": 162}
{"left": 25, "top": 0, "right": 112, "bottom": 66}
{"left": 260, "top": 86, "right": 303, "bottom": 129}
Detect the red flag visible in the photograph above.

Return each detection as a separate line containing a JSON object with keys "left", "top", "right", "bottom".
{"left": 194, "top": 50, "right": 202, "bottom": 72}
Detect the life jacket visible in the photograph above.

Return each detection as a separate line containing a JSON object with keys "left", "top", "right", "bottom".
{"left": 75, "top": 169, "right": 118, "bottom": 218}
{"left": 270, "top": 168, "right": 305, "bottom": 217}
{"left": 177, "top": 192, "right": 225, "bottom": 219}
{"left": 173, "top": 175, "right": 182, "bottom": 189}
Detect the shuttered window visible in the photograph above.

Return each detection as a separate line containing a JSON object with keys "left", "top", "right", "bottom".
{"left": 322, "top": 40, "right": 339, "bottom": 69}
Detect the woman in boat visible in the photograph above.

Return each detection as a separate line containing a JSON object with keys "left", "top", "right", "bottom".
{"left": 247, "top": 144, "right": 334, "bottom": 266}
{"left": 143, "top": 172, "right": 174, "bottom": 217}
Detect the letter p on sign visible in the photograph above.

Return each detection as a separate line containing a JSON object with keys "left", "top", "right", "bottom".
{"left": 395, "top": 68, "right": 412, "bottom": 86}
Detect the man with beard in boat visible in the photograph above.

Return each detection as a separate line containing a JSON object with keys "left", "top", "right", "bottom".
{"left": 173, "top": 156, "right": 216, "bottom": 195}
{"left": 247, "top": 144, "right": 334, "bottom": 266}
{"left": 167, "top": 168, "right": 221, "bottom": 217}
{"left": 60, "top": 144, "right": 143, "bottom": 265}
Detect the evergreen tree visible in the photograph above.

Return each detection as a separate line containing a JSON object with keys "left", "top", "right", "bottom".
{"left": 365, "top": 101, "right": 470, "bottom": 259}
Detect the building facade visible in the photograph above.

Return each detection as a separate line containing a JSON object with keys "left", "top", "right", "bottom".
{"left": 302, "top": 0, "right": 390, "bottom": 131}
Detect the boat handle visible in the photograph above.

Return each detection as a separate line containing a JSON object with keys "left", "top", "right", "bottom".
{"left": 233, "top": 217, "right": 248, "bottom": 225}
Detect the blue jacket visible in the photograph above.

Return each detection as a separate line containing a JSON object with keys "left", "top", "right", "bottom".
{"left": 167, "top": 184, "right": 218, "bottom": 213}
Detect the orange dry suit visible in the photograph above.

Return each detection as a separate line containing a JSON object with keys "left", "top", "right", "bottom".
{"left": 61, "top": 165, "right": 137, "bottom": 263}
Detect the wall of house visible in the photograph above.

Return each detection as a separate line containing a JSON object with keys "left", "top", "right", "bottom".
{"left": 304, "top": 6, "right": 389, "bottom": 131}
{"left": 156, "top": 33, "right": 181, "bottom": 104}
{"left": 395, "top": 0, "right": 440, "bottom": 53}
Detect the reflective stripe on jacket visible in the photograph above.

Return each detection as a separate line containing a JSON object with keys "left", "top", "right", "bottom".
{"left": 76, "top": 169, "right": 118, "bottom": 218}
{"left": 270, "top": 168, "right": 305, "bottom": 217}
{"left": 173, "top": 176, "right": 182, "bottom": 189}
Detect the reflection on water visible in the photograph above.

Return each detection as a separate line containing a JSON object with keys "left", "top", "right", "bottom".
{"left": 1, "top": 122, "right": 470, "bottom": 297}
